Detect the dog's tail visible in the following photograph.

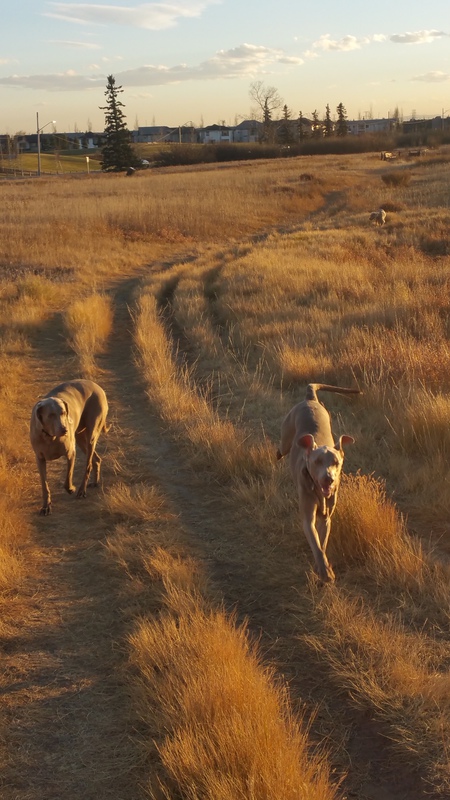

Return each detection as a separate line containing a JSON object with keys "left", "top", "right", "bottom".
{"left": 306, "top": 383, "right": 362, "bottom": 402}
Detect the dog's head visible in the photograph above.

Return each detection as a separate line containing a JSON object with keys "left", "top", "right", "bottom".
{"left": 34, "top": 397, "right": 72, "bottom": 439}
{"left": 298, "top": 433, "right": 354, "bottom": 498}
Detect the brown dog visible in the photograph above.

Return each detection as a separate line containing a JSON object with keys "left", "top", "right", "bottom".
{"left": 30, "top": 379, "right": 109, "bottom": 515}
{"left": 277, "top": 383, "right": 360, "bottom": 582}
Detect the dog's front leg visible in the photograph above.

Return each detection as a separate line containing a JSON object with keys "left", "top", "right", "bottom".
{"left": 316, "top": 513, "right": 331, "bottom": 552}
{"left": 301, "top": 498, "right": 335, "bottom": 583}
{"left": 64, "top": 447, "right": 76, "bottom": 495}
{"left": 36, "top": 455, "right": 51, "bottom": 515}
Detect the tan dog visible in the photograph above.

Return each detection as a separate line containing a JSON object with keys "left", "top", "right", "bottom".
{"left": 369, "top": 208, "right": 386, "bottom": 226}
{"left": 30, "top": 379, "right": 109, "bottom": 515}
{"left": 277, "top": 383, "right": 360, "bottom": 582}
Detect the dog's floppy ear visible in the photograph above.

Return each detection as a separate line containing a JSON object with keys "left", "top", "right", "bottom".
{"left": 62, "top": 400, "right": 73, "bottom": 425}
{"left": 297, "top": 433, "right": 315, "bottom": 452}
{"left": 35, "top": 401, "right": 44, "bottom": 423}
{"left": 336, "top": 434, "right": 354, "bottom": 452}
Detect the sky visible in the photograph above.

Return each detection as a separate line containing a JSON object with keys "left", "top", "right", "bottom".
{"left": 1, "top": 1, "right": 450, "bottom": 134}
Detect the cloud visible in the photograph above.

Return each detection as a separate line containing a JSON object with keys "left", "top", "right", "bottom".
{"left": 302, "top": 49, "right": 319, "bottom": 60}
{"left": 411, "top": 70, "right": 450, "bottom": 82}
{"left": 311, "top": 34, "right": 370, "bottom": 52}
{"left": 390, "top": 29, "right": 448, "bottom": 44}
{"left": 305, "top": 28, "right": 447, "bottom": 56}
{"left": 0, "top": 42, "right": 303, "bottom": 91}
{"left": 48, "top": 40, "right": 101, "bottom": 48}
{"left": 0, "top": 70, "right": 105, "bottom": 91}
{"left": 43, "top": 1, "right": 217, "bottom": 30}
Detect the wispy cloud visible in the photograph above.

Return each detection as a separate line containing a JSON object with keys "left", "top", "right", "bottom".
{"left": 44, "top": 1, "right": 217, "bottom": 30}
{"left": 48, "top": 40, "right": 101, "bottom": 48}
{"left": 390, "top": 29, "right": 448, "bottom": 44}
{"left": 311, "top": 34, "right": 370, "bottom": 52}
{"left": 411, "top": 70, "right": 450, "bottom": 82}
{"left": 0, "top": 70, "right": 104, "bottom": 91}
{"left": 0, "top": 42, "right": 303, "bottom": 91}
{"left": 304, "top": 28, "right": 447, "bottom": 58}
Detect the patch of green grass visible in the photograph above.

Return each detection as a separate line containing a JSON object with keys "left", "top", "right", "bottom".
{"left": 3, "top": 152, "right": 101, "bottom": 175}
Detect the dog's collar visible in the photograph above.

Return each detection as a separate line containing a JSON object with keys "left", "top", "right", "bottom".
{"left": 41, "top": 427, "right": 57, "bottom": 440}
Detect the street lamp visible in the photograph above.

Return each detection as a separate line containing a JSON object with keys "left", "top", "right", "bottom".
{"left": 442, "top": 108, "right": 450, "bottom": 132}
{"left": 36, "top": 112, "right": 56, "bottom": 176}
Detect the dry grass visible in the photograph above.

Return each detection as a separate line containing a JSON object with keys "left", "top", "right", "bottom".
{"left": 0, "top": 344, "right": 34, "bottom": 594}
{"left": 133, "top": 291, "right": 271, "bottom": 481}
{"left": 104, "top": 482, "right": 337, "bottom": 800}
{"left": 132, "top": 606, "right": 336, "bottom": 800}
{"left": 305, "top": 587, "right": 450, "bottom": 793}
{"left": 3, "top": 148, "right": 450, "bottom": 798}
{"left": 64, "top": 293, "right": 113, "bottom": 376}
{"left": 128, "top": 154, "right": 450, "bottom": 794}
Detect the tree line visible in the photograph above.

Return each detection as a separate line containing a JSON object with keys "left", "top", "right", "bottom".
{"left": 249, "top": 81, "right": 349, "bottom": 145}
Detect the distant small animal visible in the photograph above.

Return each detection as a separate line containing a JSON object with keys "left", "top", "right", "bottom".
{"left": 277, "top": 383, "right": 360, "bottom": 583}
{"left": 30, "top": 379, "right": 109, "bottom": 515}
{"left": 369, "top": 208, "right": 386, "bottom": 226}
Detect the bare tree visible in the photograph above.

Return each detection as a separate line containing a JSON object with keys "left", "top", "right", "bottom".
{"left": 249, "top": 81, "right": 283, "bottom": 120}
{"left": 249, "top": 81, "right": 283, "bottom": 143}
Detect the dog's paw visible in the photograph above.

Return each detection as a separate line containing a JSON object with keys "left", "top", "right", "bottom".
{"left": 39, "top": 504, "right": 52, "bottom": 516}
{"left": 65, "top": 485, "right": 76, "bottom": 495}
{"left": 76, "top": 488, "right": 87, "bottom": 499}
{"left": 322, "top": 565, "right": 335, "bottom": 584}
{"left": 315, "top": 564, "right": 335, "bottom": 584}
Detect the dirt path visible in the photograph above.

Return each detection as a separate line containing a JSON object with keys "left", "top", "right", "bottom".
{"left": 2, "top": 307, "right": 145, "bottom": 800}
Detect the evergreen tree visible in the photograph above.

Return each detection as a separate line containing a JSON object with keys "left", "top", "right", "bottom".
{"left": 311, "top": 109, "right": 322, "bottom": 138}
{"left": 336, "top": 102, "right": 348, "bottom": 137}
{"left": 324, "top": 104, "right": 333, "bottom": 137}
{"left": 278, "top": 104, "right": 293, "bottom": 144}
{"left": 100, "top": 75, "right": 138, "bottom": 171}
{"left": 298, "top": 111, "right": 309, "bottom": 142}
{"left": 262, "top": 98, "right": 273, "bottom": 142}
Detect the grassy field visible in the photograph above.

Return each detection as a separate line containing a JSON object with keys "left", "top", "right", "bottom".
{"left": 1, "top": 151, "right": 102, "bottom": 175}
{"left": 0, "top": 148, "right": 450, "bottom": 800}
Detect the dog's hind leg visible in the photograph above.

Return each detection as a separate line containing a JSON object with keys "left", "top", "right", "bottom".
{"left": 64, "top": 450, "right": 76, "bottom": 495}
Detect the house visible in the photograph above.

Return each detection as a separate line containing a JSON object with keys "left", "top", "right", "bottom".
{"left": 13, "top": 132, "right": 104, "bottom": 151}
{"left": 134, "top": 125, "right": 196, "bottom": 144}
{"left": 402, "top": 116, "right": 447, "bottom": 135}
{"left": 232, "top": 120, "right": 262, "bottom": 143}
{"left": 347, "top": 118, "right": 397, "bottom": 136}
{"left": 197, "top": 124, "right": 233, "bottom": 144}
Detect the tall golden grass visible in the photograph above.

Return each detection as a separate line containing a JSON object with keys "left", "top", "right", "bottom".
{"left": 104, "top": 482, "right": 336, "bottom": 800}
{"left": 2, "top": 148, "right": 450, "bottom": 797}
{"left": 64, "top": 292, "right": 113, "bottom": 376}
{"left": 129, "top": 151, "right": 450, "bottom": 790}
